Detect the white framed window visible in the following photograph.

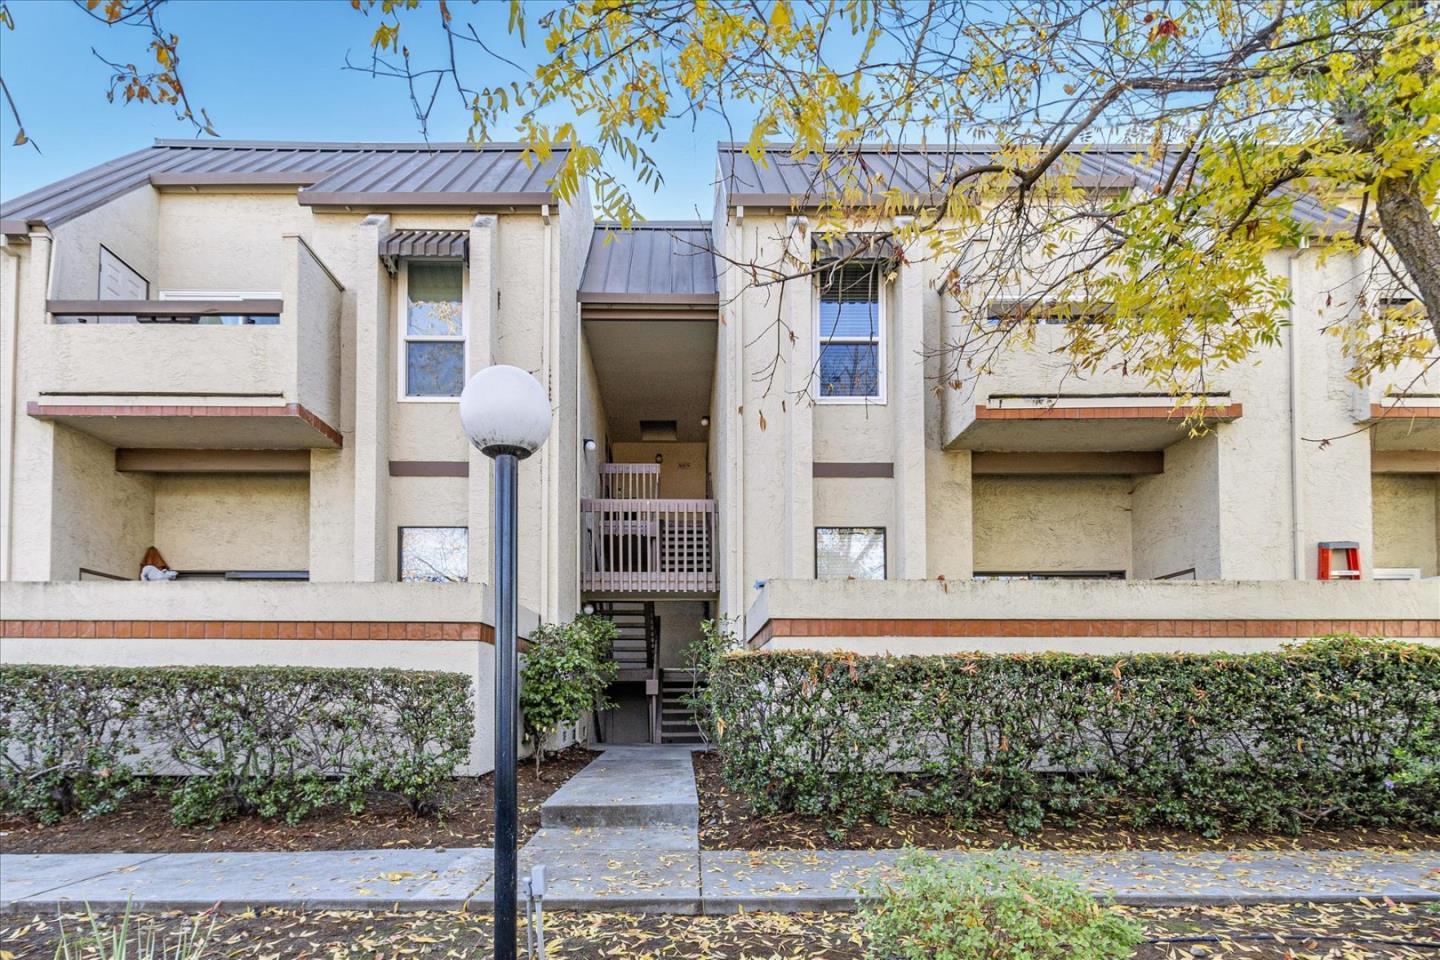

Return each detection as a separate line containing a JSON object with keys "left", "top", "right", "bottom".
{"left": 398, "top": 260, "right": 466, "bottom": 400}
{"left": 1373, "top": 567, "right": 1422, "bottom": 581}
{"left": 815, "top": 260, "right": 885, "bottom": 402}
{"left": 399, "top": 526, "right": 468, "bottom": 582}
{"left": 815, "top": 526, "right": 886, "bottom": 580}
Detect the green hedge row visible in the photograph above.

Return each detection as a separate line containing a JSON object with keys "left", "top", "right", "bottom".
{"left": 0, "top": 665, "right": 472, "bottom": 825}
{"left": 706, "top": 636, "right": 1439, "bottom": 836}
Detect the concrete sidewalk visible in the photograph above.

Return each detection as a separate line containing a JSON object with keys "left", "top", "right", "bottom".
{"left": 6, "top": 748, "right": 1439, "bottom": 915}
{"left": 4, "top": 847, "right": 1438, "bottom": 915}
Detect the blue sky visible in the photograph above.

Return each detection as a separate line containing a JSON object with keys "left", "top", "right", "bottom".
{"left": 0, "top": 0, "right": 728, "bottom": 219}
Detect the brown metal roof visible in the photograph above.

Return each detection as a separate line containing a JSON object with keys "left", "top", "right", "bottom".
{"left": 578, "top": 222, "right": 718, "bottom": 305}
{"left": 1, "top": 140, "right": 567, "bottom": 235}
{"left": 380, "top": 229, "right": 468, "bottom": 259}
{"left": 717, "top": 143, "right": 1353, "bottom": 231}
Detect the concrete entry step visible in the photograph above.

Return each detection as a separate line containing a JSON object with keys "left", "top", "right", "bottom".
{"left": 540, "top": 745, "right": 699, "bottom": 830}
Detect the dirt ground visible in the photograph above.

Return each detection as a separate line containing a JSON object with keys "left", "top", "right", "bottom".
{"left": 4, "top": 902, "right": 1437, "bottom": 959}
{"left": 694, "top": 752, "right": 1440, "bottom": 852}
{"left": 0, "top": 746, "right": 595, "bottom": 854}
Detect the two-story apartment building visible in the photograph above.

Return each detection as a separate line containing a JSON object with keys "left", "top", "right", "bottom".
{"left": 1, "top": 139, "right": 1437, "bottom": 753}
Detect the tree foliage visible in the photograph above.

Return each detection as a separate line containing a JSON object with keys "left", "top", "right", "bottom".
{"left": 3, "top": 1, "right": 1436, "bottom": 412}
{"left": 358, "top": 0, "right": 1438, "bottom": 411}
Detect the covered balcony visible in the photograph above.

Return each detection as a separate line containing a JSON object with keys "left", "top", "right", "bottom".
{"left": 28, "top": 235, "right": 343, "bottom": 450}
{"left": 941, "top": 313, "right": 1241, "bottom": 452}
{"left": 581, "top": 464, "right": 718, "bottom": 595}
{"left": 1359, "top": 357, "right": 1440, "bottom": 453}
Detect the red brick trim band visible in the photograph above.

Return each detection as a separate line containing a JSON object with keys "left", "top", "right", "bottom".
{"left": 750, "top": 617, "right": 1439, "bottom": 647}
{"left": 974, "top": 403, "right": 1243, "bottom": 421}
{"left": 26, "top": 402, "right": 343, "bottom": 448}
{"left": 1, "top": 620, "right": 495, "bottom": 643}
{"left": 1370, "top": 403, "right": 1440, "bottom": 420}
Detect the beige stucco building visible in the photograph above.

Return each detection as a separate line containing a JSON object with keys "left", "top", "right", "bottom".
{"left": 1, "top": 140, "right": 1437, "bottom": 749}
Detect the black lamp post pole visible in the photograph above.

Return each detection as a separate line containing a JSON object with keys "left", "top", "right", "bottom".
{"left": 491, "top": 450, "right": 520, "bottom": 960}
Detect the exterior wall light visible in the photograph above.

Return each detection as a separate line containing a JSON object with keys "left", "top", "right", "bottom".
{"left": 582, "top": 602, "right": 596, "bottom": 615}
{"left": 700, "top": 416, "right": 710, "bottom": 428}
{"left": 583, "top": 438, "right": 597, "bottom": 453}
{"left": 457, "top": 363, "right": 551, "bottom": 960}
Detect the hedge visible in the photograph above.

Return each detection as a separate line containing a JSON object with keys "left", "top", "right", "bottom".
{"left": 706, "top": 636, "right": 1440, "bottom": 836}
{"left": 0, "top": 665, "right": 472, "bottom": 825}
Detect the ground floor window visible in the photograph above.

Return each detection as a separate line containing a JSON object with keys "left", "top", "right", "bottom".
{"left": 399, "top": 526, "right": 467, "bottom": 582}
{"left": 815, "top": 527, "right": 886, "bottom": 580}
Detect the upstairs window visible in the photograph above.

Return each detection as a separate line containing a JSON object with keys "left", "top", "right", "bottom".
{"left": 402, "top": 261, "right": 465, "bottom": 398}
{"left": 816, "top": 261, "right": 885, "bottom": 401}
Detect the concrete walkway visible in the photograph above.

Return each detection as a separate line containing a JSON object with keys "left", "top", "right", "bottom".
{"left": 5, "top": 847, "right": 1437, "bottom": 915}
{"left": 4, "top": 747, "right": 1439, "bottom": 915}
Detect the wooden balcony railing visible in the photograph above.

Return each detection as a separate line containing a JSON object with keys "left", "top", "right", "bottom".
{"left": 581, "top": 498, "right": 718, "bottom": 593}
{"left": 599, "top": 463, "right": 661, "bottom": 499}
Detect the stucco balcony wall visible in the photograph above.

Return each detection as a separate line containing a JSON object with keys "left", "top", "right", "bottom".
{"left": 940, "top": 324, "right": 1239, "bottom": 452}
{"left": 32, "top": 237, "right": 343, "bottom": 449}
{"left": 744, "top": 578, "right": 1440, "bottom": 655}
{"left": 0, "top": 581, "right": 537, "bottom": 775}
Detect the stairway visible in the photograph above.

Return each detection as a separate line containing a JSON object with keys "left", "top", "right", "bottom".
{"left": 591, "top": 600, "right": 655, "bottom": 673}
{"left": 659, "top": 668, "right": 706, "bottom": 744}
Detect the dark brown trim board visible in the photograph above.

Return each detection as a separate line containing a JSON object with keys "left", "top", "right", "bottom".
{"left": 812, "top": 462, "right": 894, "bottom": 478}
{"left": 117, "top": 449, "right": 311, "bottom": 474}
{"left": 971, "top": 452, "right": 1164, "bottom": 475}
{"left": 1370, "top": 451, "right": 1440, "bottom": 474}
{"left": 47, "top": 298, "right": 284, "bottom": 317}
{"left": 389, "top": 460, "right": 470, "bottom": 478}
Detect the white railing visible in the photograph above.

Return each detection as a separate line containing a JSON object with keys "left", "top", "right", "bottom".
{"left": 580, "top": 498, "right": 718, "bottom": 593}
{"left": 599, "top": 463, "right": 661, "bottom": 499}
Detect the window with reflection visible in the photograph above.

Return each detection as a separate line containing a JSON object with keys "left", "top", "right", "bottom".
{"left": 403, "top": 261, "right": 465, "bottom": 397}
{"left": 815, "top": 527, "right": 886, "bottom": 580}
{"left": 816, "top": 261, "right": 883, "bottom": 399}
{"left": 399, "top": 526, "right": 468, "bottom": 582}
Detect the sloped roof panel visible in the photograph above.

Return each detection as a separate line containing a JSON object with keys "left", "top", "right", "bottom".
{"left": 1, "top": 140, "right": 567, "bottom": 234}
{"left": 578, "top": 222, "right": 718, "bottom": 304}
{"left": 717, "top": 143, "right": 1352, "bottom": 231}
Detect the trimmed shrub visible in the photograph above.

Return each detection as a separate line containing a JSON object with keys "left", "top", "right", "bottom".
{"left": 0, "top": 665, "right": 472, "bottom": 825}
{"left": 519, "top": 614, "right": 617, "bottom": 769}
{"left": 707, "top": 636, "right": 1440, "bottom": 835}
{"left": 0, "top": 666, "right": 147, "bottom": 822}
{"left": 862, "top": 852, "right": 1142, "bottom": 960}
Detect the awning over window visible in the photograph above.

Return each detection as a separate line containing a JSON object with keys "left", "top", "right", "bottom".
{"left": 379, "top": 230, "right": 468, "bottom": 259}
{"left": 812, "top": 232, "right": 897, "bottom": 264}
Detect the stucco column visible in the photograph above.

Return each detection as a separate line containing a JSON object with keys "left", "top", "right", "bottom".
{"left": 891, "top": 244, "right": 928, "bottom": 578}
{"left": 351, "top": 215, "right": 391, "bottom": 582}
{"left": 7, "top": 232, "right": 56, "bottom": 581}
{"left": 783, "top": 217, "right": 815, "bottom": 580}
{"left": 1286, "top": 250, "right": 1374, "bottom": 578}
{"left": 719, "top": 213, "right": 747, "bottom": 616}
{"left": 0, "top": 239, "right": 21, "bottom": 581}
{"left": 466, "top": 215, "right": 498, "bottom": 587}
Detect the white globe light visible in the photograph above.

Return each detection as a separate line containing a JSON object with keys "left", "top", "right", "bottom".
{"left": 458, "top": 364, "right": 552, "bottom": 458}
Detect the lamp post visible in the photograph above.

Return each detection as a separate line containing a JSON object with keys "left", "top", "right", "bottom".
{"left": 459, "top": 364, "right": 551, "bottom": 960}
